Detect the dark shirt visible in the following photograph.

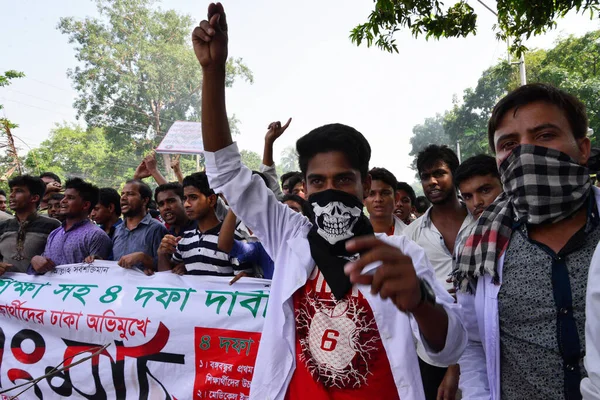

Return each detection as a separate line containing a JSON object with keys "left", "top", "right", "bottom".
{"left": 230, "top": 240, "right": 274, "bottom": 279}
{"left": 168, "top": 219, "right": 197, "bottom": 237}
{"left": 112, "top": 213, "right": 168, "bottom": 270}
{"left": 101, "top": 218, "right": 123, "bottom": 240}
{"left": 499, "top": 198, "right": 599, "bottom": 399}
{"left": 0, "top": 214, "right": 60, "bottom": 273}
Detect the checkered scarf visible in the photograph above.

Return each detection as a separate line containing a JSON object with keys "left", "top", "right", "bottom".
{"left": 455, "top": 144, "right": 591, "bottom": 292}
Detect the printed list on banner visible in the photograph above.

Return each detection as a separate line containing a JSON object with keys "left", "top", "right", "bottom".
{"left": 0, "top": 261, "right": 270, "bottom": 399}
{"left": 155, "top": 121, "right": 204, "bottom": 155}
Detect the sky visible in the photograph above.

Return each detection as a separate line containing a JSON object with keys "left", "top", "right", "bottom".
{"left": 1, "top": 0, "right": 599, "bottom": 184}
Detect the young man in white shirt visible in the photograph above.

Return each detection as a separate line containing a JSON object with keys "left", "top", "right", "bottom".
{"left": 403, "top": 145, "right": 474, "bottom": 400}
{"left": 364, "top": 167, "right": 406, "bottom": 236}
{"left": 192, "top": 4, "right": 466, "bottom": 399}
{"left": 453, "top": 154, "right": 503, "bottom": 220}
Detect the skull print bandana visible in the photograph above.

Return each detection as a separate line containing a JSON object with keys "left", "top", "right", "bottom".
{"left": 307, "top": 189, "right": 374, "bottom": 300}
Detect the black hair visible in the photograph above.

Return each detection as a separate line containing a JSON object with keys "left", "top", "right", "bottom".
{"left": 252, "top": 171, "right": 270, "bottom": 188}
{"left": 286, "top": 174, "right": 304, "bottom": 192}
{"left": 40, "top": 172, "right": 61, "bottom": 184}
{"left": 0, "top": 189, "right": 6, "bottom": 198}
{"left": 281, "top": 171, "right": 300, "bottom": 187}
{"left": 296, "top": 123, "right": 371, "bottom": 179}
{"left": 182, "top": 172, "right": 215, "bottom": 197}
{"left": 454, "top": 154, "right": 500, "bottom": 188}
{"left": 369, "top": 167, "right": 398, "bottom": 190}
{"left": 49, "top": 193, "right": 65, "bottom": 202}
{"left": 282, "top": 194, "right": 309, "bottom": 215}
{"left": 396, "top": 182, "right": 417, "bottom": 206}
{"left": 154, "top": 182, "right": 184, "bottom": 202}
{"left": 416, "top": 144, "right": 460, "bottom": 177}
{"left": 488, "top": 83, "right": 588, "bottom": 153}
{"left": 415, "top": 196, "right": 431, "bottom": 214}
{"left": 125, "top": 179, "right": 153, "bottom": 202}
{"left": 98, "top": 187, "right": 121, "bottom": 216}
{"left": 9, "top": 175, "right": 46, "bottom": 207}
{"left": 148, "top": 200, "right": 158, "bottom": 211}
{"left": 65, "top": 178, "right": 99, "bottom": 213}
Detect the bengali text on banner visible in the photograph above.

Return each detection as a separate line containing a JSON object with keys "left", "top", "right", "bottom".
{"left": 0, "top": 261, "right": 270, "bottom": 399}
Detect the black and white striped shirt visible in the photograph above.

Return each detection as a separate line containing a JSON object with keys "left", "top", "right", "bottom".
{"left": 172, "top": 223, "right": 249, "bottom": 276}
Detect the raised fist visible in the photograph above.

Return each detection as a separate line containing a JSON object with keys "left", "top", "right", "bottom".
{"left": 192, "top": 3, "right": 228, "bottom": 70}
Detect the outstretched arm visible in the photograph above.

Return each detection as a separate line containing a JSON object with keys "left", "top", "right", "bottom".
{"left": 217, "top": 208, "right": 237, "bottom": 254}
{"left": 193, "top": 3, "right": 231, "bottom": 152}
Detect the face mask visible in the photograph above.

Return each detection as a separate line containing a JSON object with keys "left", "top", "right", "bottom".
{"left": 500, "top": 144, "right": 591, "bottom": 225}
{"left": 307, "top": 189, "right": 373, "bottom": 300}
{"left": 455, "top": 144, "right": 591, "bottom": 292}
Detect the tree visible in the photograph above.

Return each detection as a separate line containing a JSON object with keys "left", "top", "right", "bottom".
{"left": 0, "top": 70, "right": 26, "bottom": 180}
{"left": 278, "top": 146, "right": 300, "bottom": 174}
{"left": 23, "top": 123, "right": 135, "bottom": 188}
{"left": 408, "top": 28, "right": 600, "bottom": 173}
{"left": 58, "top": 0, "right": 253, "bottom": 173}
{"left": 240, "top": 150, "right": 262, "bottom": 171}
{"left": 350, "top": 0, "right": 600, "bottom": 56}
{"left": 408, "top": 114, "right": 452, "bottom": 173}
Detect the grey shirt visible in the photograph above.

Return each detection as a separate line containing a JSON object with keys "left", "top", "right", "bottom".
{"left": 499, "top": 213, "right": 599, "bottom": 399}
{"left": 111, "top": 213, "right": 168, "bottom": 270}
{"left": 0, "top": 214, "right": 61, "bottom": 272}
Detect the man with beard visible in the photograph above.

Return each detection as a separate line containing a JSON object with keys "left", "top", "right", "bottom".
{"left": 154, "top": 182, "right": 195, "bottom": 236}
{"left": 403, "top": 144, "right": 473, "bottom": 400}
{"left": 47, "top": 193, "right": 65, "bottom": 222}
{"left": 395, "top": 182, "right": 417, "bottom": 225}
{"left": 29, "top": 178, "right": 111, "bottom": 273}
{"left": 0, "top": 175, "right": 60, "bottom": 274}
{"left": 364, "top": 167, "right": 406, "bottom": 235}
{"left": 454, "top": 154, "right": 503, "bottom": 220}
{"left": 0, "top": 189, "right": 9, "bottom": 213}
{"left": 193, "top": 5, "right": 466, "bottom": 398}
{"left": 111, "top": 179, "right": 167, "bottom": 274}
{"left": 90, "top": 188, "right": 122, "bottom": 239}
{"left": 456, "top": 84, "right": 600, "bottom": 400}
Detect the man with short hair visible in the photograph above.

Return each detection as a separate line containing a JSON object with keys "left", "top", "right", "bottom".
{"left": 454, "top": 154, "right": 503, "bottom": 220}
{"left": 456, "top": 83, "right": 600, "bottom": 400}
{"left": 47, "top": 193, "right": 65, "bottom": 222}
{"left": 0, "top": 189, "right": 8, "bottom": 212}
{"left": 0, "top": 175, "right": 60, "bottom": 275}
{"left": 395, "top": 182, "right": 417, "bottom": 225}
{"left": 403, "top": 144, "right": 473, "bottom": 400}
{"left": 154, "top": 182, "right": 195, "bottom": 236}
{"left": 364, "top": 167, "right": 406, "bottom": 235}
{"left": 193, "top": 6, "right": 466, "bottom": 398}
{"left": 29, "top": 178, "right": 111, "bottom": 273}
{"left": 39, "top": 172, "right": 62, "bottom": 212}
{"left": 158, "top": 172, "right": 249, "bottom": 276}
{"left": 415, "top": 196, "right": 431, "bottom": 218}
{"left": 91, "top": 188, "right": 122, "bottom": 239}
{"left": 112, "top": 179, "right": 168, "bottom": 274}
{"left": 281, "top": 171, "right": 301, "bottom": 196}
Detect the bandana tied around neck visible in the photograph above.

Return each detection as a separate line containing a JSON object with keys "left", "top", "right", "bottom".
{"left": 307, "top": 189, "right": 374, "bottom": 300}
{"left": 454, "top": 144, "right": 591, "bottom": 292}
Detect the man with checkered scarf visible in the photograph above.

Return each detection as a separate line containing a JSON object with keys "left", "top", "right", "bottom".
{"left": 454, "top": 83, "right": 599, "bottom": 400}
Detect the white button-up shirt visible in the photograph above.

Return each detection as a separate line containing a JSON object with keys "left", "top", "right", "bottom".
{"left": 205, "top": 143, "right": 467, "bottom": 400}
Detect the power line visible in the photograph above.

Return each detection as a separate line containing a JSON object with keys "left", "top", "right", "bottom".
{"left": 26, "top": 77, "right": 179, "bottom": 125}
{"left": 475, "top": 0, "right": 497, "bottom": 16}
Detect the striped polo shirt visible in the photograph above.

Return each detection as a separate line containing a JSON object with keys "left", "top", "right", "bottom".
{"left": 172, "top": 222, "right": 250, "bottom": 276}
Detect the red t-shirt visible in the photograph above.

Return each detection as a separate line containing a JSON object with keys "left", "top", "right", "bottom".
{"left": 285, "top": 267, "right": 400, "bottom": 400}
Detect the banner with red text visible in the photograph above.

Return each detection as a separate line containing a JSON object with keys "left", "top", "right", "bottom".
{"left": 0, "top": 261, "right": 270, "bottom": 399}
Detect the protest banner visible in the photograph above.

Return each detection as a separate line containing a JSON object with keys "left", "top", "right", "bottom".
{"left": 155, "top": 121, "right": 204, "bottom": 155}
{"left": 0, "top": 261, "right": 270, "bottom": 399}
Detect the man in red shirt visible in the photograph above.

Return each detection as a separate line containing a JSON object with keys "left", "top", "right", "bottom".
{"left": 194, "top": 4, "right": 467, "bottom": 399}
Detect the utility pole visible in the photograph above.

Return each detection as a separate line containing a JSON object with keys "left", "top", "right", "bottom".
{"left": 477, "top": 0, "right": 526, "bottom": 86}
{"left": 2, "top": 120, "right": 22, "bottom": 175}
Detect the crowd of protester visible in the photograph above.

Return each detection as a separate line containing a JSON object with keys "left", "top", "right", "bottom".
{"left": 0, "top": 3, "right": 599, "bottom": 399}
